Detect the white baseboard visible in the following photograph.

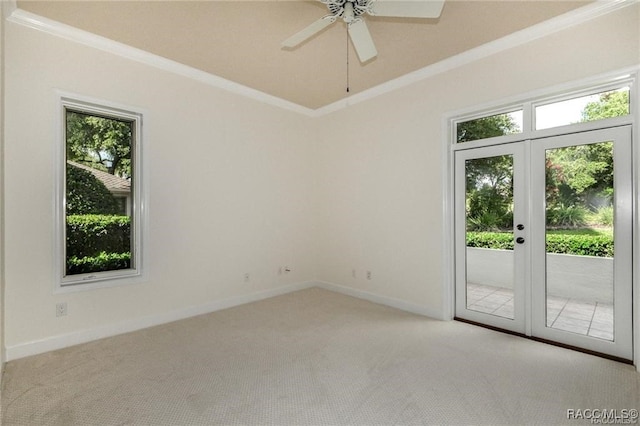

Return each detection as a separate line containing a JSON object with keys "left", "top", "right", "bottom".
{"left": 5, "top": 281, "right": 315, "bottom": 361}
{"left": 314, "top": 280, "right": 443, "bottom": 319}
{"left": 5, "top": 280, "right": 442, "bottom": 361}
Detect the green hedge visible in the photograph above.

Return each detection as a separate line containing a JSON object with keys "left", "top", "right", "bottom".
{"left": 546, "top": 234, "right": 613, "bottom": 257}
{"left": 466, "top": 232, "right": 514, "bottom": 250}
{"left": 66, "top": 215, "right": 131, "bottom": 275}
{"left": 67, "top": 252, "right": 131, "bottom": 275}
{"left": 466, "top": 232, "right": 613, "bottom": 257}
{"left": 67, "top": 214, "right": 130, "bottom": 258}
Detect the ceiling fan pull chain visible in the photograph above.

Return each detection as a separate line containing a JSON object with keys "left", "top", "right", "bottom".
{"left": 346, "top": 25, "right": 350, "bottom": 94}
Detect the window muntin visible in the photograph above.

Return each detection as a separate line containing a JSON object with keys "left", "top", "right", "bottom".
{"left": 535, "top": 87, "right": 630, "bottom": 130}
{"left": 456, "top": 110, "right": 523, "bottom": 143}
{"left": 60, "top": 99, "right": 142, "bottom": 286}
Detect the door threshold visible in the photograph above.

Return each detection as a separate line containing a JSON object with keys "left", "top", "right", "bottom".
{"left": 454, "top": 317, "right": 633, "bottom": 365}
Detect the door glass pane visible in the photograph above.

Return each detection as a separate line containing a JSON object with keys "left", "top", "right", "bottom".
{"left": 464, "top": 155, "right": 515, "bottom": 319}
{"left": 544, "top": 141, "right": 614, "bottom": 340}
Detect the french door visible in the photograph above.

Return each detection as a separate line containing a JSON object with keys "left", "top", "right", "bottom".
{"left": 455, "top": 126, "right": 633, "bottom": 360}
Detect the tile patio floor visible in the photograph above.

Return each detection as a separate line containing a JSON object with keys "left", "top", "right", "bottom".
{"left": 466, "top": 283, "right": 614, "bottom": 341}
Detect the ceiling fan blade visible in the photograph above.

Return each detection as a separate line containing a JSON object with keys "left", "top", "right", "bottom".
{"left": 368, "top": 0, "right": 445, "bottom": 18}
{"left": 348, "top": 19, "right": 378, "bottom": 63}
{"left": 281, "top": 16, "right": 336, "bottom": 48}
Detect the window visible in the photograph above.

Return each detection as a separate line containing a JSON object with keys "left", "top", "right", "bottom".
{"left": 535, "top": 87, "right": 630, "bottom": 130}
{"left": 58, "top": 97, "right": 144, "bottom": 287}
{"left": 456, "top": 110, "right": 523, "bottom": 143}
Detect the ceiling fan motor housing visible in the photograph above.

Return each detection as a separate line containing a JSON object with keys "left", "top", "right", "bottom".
{"left": 322, "top": 0, "right": 371, "bottom": 23}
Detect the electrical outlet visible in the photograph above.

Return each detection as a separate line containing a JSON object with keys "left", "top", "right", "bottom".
{"left": 56, "top": 302, "right": 67, "bottom": 317}
{"left": 244, "top": 273, "right": 250, "bottom": 283}
{"left": 366, "top": 271, "right": 372, "bottom": 280}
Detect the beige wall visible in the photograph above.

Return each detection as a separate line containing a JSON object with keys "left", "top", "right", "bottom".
{"left": 314, "top": 5, "right": 640, "bottom": 319}
{"left": 3, "top": 20, "right": 318, "bottom": 357}
{"left": 3, "top": 4, "right": 639, "bottom": 360}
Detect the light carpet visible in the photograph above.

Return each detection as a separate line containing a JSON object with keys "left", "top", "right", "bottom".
{"left": 2, "top": 287, "right": 639, "bottom": 425}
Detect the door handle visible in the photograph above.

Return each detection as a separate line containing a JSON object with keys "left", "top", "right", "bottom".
{"left": 516, "top": 237, "right": 525, "bottom": 244}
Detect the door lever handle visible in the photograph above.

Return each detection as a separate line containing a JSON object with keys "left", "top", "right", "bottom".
{"left": 516, "top": 237, "right": 525, "bottom": 244}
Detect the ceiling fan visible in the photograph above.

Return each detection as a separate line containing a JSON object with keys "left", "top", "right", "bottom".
{"left": 282, "top": 0, "right": 445, "bottom": 63}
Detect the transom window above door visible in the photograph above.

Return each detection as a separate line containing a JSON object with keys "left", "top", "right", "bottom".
{"left": 535, "top": 87, "right": 630, "bottom": 130}
{"left": 452, "top": 75, "right": 634, "bottom": 146}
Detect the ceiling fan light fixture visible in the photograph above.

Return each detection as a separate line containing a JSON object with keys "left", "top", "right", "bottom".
{"left": 282, "top": 0, "right": 445, "bottom": 62}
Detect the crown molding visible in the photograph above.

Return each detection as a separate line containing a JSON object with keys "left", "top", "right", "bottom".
{"left": 312, "top": 0, "right": 639, "bottom": 117}
{"left": 6, "top": 7, "right": 316, "bottom": 117}
{"left": 6, "top": 0, "right": 638, "bottom": 118}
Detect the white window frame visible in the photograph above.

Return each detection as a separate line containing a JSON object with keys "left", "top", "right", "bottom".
{"left": 54, "top": 93, "right": 147, "bottom": 292}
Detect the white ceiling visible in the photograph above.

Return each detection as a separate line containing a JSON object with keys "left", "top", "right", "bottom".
{"left": 17, "top": 0, "right": 592, "bottom": 109}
